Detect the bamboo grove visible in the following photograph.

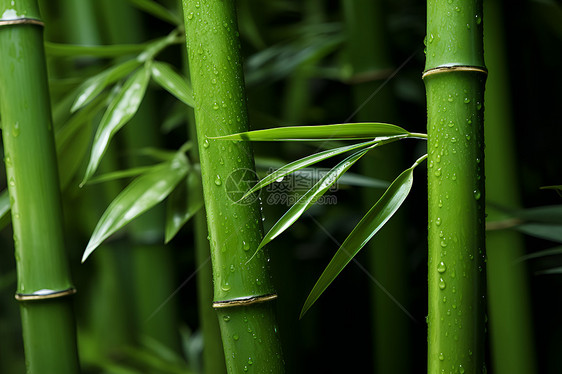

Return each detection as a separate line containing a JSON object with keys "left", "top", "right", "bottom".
{"left": 0, "top": 0, "right": 560, "bottom": 373}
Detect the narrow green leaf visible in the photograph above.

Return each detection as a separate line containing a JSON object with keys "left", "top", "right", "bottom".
{"left": 254, "top": 148, "right": 371, "bottom": 256}
{"left": 82, "top": 154, "right": 189, "bottom": 262}
{"left": 86, "top": 166, "right": 156, "bottom": 185}
{"left": 0, "top": 190, "right": 10, "bottom": 230}
{"left": 126, "top": 0, "right": 181, "bottom": 25}
{"left": 516, "top": 246, "right": 562, "bottom": 262}
{"left": 45, "top": 42, "right": 147, "bottom": 58}
{"left": 82, "top": 67, "right": 151, "bottom": 185}
{"left": 536, "top": 267, "right": 562, "bottom": 275}
{"left": 165, "top": 173, "right": 204, "bottom": 243}
{"left": 515, "top": 223, "right": 562, "bottom": 243}
{"left": 57, "top": 93, "right": 108, "bottom": 189}
{"left": 211, "top": 123, "right": 416, "bottom": 141}
{"left": 136, "top": 31, "right": 183, "bottom": 63}
{"left": 150, "top": 62, "right": 194, "bottom": 107}
{"left": 300, "top": 161, "right": 420, "bottom": 318}
{"left": 71, "top": 59, "right": 142, "bottom": 112}
{"left": 247, "top": 137, "right": 402, "bottom": 198}
{"left": 515, "top": 204, "right": 562, "bottom": 224}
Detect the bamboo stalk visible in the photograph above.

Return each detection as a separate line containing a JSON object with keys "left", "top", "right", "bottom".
{"left": 343, "top": 1, "right": 411, "bottom": 372}
{"left": 0, "top": 0, "right": 80, "bottom": 372}
{"left": 424, "top": 0, "right": 487, "bottom": 372}
{"left": 182, "top": 1, "right": 284, "bottom": 372}
{"left": 484, "top": 0, "right": 536, "bottom": 372}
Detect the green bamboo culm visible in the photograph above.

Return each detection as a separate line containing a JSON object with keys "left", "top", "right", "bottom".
{"left": 424, "top": 0, "right": 487, "bottom": 372}
{"left": 182, "top": 1, "right": 284, "bottom": 372}
{"left": 0, "top": 1, "right": 80, "bottom": 373}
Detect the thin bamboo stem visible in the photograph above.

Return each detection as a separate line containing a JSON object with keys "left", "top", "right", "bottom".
{"left": 424, "top": 0, "right": 487, "bottom": 372}
{"left": 182, "top": 0, "right": 284, "bottom": 372}
{"left": 0, "top": 0, "right": 79, "bottom": 372}
{"left": 484, "top": 0, "right": 536, "bottom": 372}
{"left": 343, "top": 1, "right": 411, "bottom": 372}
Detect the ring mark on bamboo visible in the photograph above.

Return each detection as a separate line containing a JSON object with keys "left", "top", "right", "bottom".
{"left": 422, "top": 65, "right": 488, "bottom": 79}
{"left": 15, "top": 287, "right": 76, "bottom": 301}
{"left": 0, "top": 18, "right": 44, "bottom": 27}
{"left": 213, "top": 293, "right": 278, "bottom": 308}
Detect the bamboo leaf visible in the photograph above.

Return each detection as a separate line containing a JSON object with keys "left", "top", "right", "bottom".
{"left": 300, "top": 160, "right": 421, "bottom": 318}
{"left": 515, "top": 204, "right": 562, "bottom": 224}
{"left": 254, "top": 148, "right": 371, "bottom": 256}
{"left": 82, "top": 67, "right": 151, "bottom": 185}
{"left": 150, "top": 62, "right": 194, "bottom": 107}
{"left": 126, "top": 0, "right": 181, "bottom": 25}
{"left": 516, "top": 246, "right": 562, "bottom": 262}
{"left": 71, "top": 59, "right": 142, "bottom": 112}
{"left": 540, "top": 185, "right": 562, "bottom": 197}
{"left": 211, "top": 123, "right": 415, "bottom": 141}
{"left": 0, "top": 190, "right": 10, "bottom": 230}
{"left": 86, "top": 166, "right": 156, "bottom": 185}
{"left": 82, "top": 154, "right": 189, "bottom": 262}
{"left": 246, "top": 138, "right": 401, "bottom": 198}
{"left": 45, "top": 42, "right": 147, "bottom": 58}
{"left": 515, "top": 223, "right": 562, "bottom": 243}
{"left": 165, "top": 172, "right": 204, "bottom": 243}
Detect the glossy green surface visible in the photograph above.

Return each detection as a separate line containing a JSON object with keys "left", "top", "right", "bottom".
{"left": 182, "top": 0, "right": 283, "bottom": 371}
{"left": 425, "top": 0, "right": 485, "bottom": 70}
{"left": 425, "top": 71, "right": 486, "bottom": 373}
{"left": 0, "top": 0, "right": 79, "bottom": 371}
{"left": 425, "top": 1, "right": 487, "bottom": 371}
{"left": 217, "top": 304, "right": 283, "bottom": 374}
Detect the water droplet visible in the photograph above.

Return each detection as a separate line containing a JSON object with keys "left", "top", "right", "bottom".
{"left": 221, "top": 282, "right": 231, "bottom": 291}
{"left": 473, "top": 189, "right": 481, "bottom": 200}
{"left": 230, "top": 264, "right": 235, "bottom": 272}
{"left": 459, "top": 365, "right": 465, "bottom": 373}
{"left": 12, "top": 122, "right": 20, "bottom": 137}
{"left": 211, "top": 78, "right": 217, "bottom": 84}
{"left": 203, "top": 139, "right": 210, "bottom": 148}
{"left": 464, "top": 97, "right": 471, "bottom": 104}
{"left": 187, "top": 12, "right": 194, "bottom": 20}
{"left": 275, "top": 176, "right": 284, "bottom": 183}
{"left": 434, "top": 169, "right": 442, "bottom": 177}
{"left": 452, "top": 173, "right": 457, "bottom": 181}
{"left": 243, "top": 241, "right": 250, "bottom": 251}
{"left": 437, "top": 261, "right": 447, "bottom": 273}
{"left": 440, "top": 240, "right": 447, "bottom": 248}
{"left": 9, "top": 177, "right": 15, "bottom": 187}
{"left": 439, "top": 352, "right": 445, "bottom": 361}
{"left": 447, "top": 95, "right": 454, "bottom": 102}
{"left": 256, "top": 278, "right": 262, "bottom": 286}
{"left": 476, "top": 101, "right": 482, "bottom": 110}
{"left": 223, "top": 315, "right": 231, "bottom": 322}
{"left": 436, "top": 217, "right": 442, "bottom": 226}
{"left": 476, "top": 14, "right": 482, "bottom": 24}
{"left": 215, "top": 175, "right": 222, "bottom": 186}
{"left": 233, "top": 334, "right": 239, "bottom": 341}
{"left": 451, "top": 137, "right": 457, "bottom": 143}
{"left": 448, "top": 120, "right": 455, "bottom": 127}
{"left": 213, "top": 103, "right": 219, "bottom": 110}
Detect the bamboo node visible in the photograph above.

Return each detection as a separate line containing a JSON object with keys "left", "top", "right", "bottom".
{"left": 213, "top": 293, "right": 278, "bottom": 308}
{"left": 422, "top": 65, "right": 488, "bottom": 79}
{"left": 0, "top": 18, "right": 44, "bottom": 27}
{"left": 15, "top": 287, "right": 77, "bottom": 301}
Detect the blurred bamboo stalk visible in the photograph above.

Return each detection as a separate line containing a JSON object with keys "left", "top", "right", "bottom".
{"left": 484, "top": 0, "right": 537, "bottom": 372}
{"left": 0, "top": 0, "right": 80, "bottom": 372}
{"left": 342, "top": 1, "right": 411, "bottom": 372}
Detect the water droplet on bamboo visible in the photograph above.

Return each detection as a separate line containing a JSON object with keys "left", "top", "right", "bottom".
{"left": 233, "top": 334, "right": 239, "bottom": 341}
{"left": 203, "top": 139, "right": 210, "bottom": 148}
{"left": 437, "top": 261, "right": 447, "bottom": 273}
{"left": 221, "top": 282, "right": 231, "bottom": 291}
{"left": 439, "top": 352, "right": 445, "bottom": 361}
{"left": 439, "top": 278, "right": 446, "bottom": 290}
{"left": 436, "top": 217, "right": 442, "bottom": 226}
{"left": 473, "top": 189, "right": 481, "bottom": 200}
{"left": 223, "top": 315, "right": 231, "bottom": 322}
{"left": 12, "top": 122, "right": 20, "bottom": 137}
{"left": 215, "top": 175, "right": 222, "bottom": 186}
